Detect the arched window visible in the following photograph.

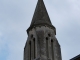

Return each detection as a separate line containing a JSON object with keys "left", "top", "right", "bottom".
{"left": 51, "top": 39, "right": 54, "bottom": 60}
{"left": 33, "top": 38, "right": 35, "bottom": 59}
{"left": 29, "top": 41, "right": 31, "bottom": 60}
{"left": 46, "top": 37, "right": 49, "bottom": 58}
{"left": 46, "top": 37, "right": 48, "bottom": 40}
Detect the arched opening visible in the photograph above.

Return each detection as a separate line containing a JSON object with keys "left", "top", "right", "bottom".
{"left": 33, "top": 38, "right": 36, "bottom": 59}
{"left": 46, "top": 37, "right": 49, "bottom": 58}
{"left": 51, "top": 39, "right": 54, "bottom": 60}
{"left": 46, "top": 37, "right": 48, "bottom": 40}
{"left": 29, "top": 41, "right": 31, "bottom": 60}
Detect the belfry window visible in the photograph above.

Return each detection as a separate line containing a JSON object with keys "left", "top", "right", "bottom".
{"left": 51, "top": 39, "right": 54, "bottom": 60}
{"left": 46, "top": 37, "right": 49, "bottom": 58}
{"left": 46, "top": 37, "right": 48, "bottom": 40}
{"left": 33, "top": 38, "right": 35, "bottom": 59}
{"left": 29, "top": 41, "right": 31, "bottom": 60}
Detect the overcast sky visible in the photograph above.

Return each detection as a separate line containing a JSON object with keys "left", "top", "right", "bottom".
{"left": 0, "top": 0, "right": 80, "bottom": 60}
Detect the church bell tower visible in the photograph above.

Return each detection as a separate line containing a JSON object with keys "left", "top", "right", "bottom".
{"left": 24, "top": 0, "right": 62, "bottom": 60}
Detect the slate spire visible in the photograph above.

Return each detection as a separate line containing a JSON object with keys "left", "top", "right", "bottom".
{"left": 27, "top": 0, "right": 56, "bottom": 34}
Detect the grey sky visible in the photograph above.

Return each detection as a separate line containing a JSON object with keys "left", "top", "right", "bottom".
{"left": 0, "top": 0, "right": 80, "bottom": 60}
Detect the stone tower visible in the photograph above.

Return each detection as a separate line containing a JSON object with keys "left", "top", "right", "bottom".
{"left": 24, "top": 0, "right": 62, "bottom": 60}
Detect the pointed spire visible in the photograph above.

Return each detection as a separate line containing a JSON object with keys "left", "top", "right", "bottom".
{"left": 31, "top": 0, "right": 51, "bottom": 25}
{"left": 27, "top": 0, "right": 56, "bottom": 34}
{"left": 31, "top": 0, "right": 52, "bottom": 26}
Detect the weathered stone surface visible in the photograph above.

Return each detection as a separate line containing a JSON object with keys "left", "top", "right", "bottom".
{"left": 24, "top": 26, "right": 62, "bottom": 60}
{"left": 27, "top": 0, "right": 56, "bottom": 35}
{"left": 24, "top": 0, "right": 62, "bottom": 60}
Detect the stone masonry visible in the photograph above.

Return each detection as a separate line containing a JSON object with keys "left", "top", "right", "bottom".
{"left": 24, "top": 0, "right": 62, "bottom": 60}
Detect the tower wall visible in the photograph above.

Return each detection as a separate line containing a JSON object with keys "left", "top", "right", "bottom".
{"left": 24, "top": 26, "right": 62, "bottom": 60}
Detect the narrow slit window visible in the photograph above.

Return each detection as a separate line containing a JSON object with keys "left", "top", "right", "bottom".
{"left": 29, "top": 41, "right": 31, "bottom": 60}
{"left": 51, "top": 39, "right": 54, "bottom": 60}
{"left": 46, "top": 37, "right": 49, "bottom": 58}
{"left": 46, "top": 37, "right": 48, "bottom": 40}
{"left": 33, "top": 38, "right": 35, "bottom": 59}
